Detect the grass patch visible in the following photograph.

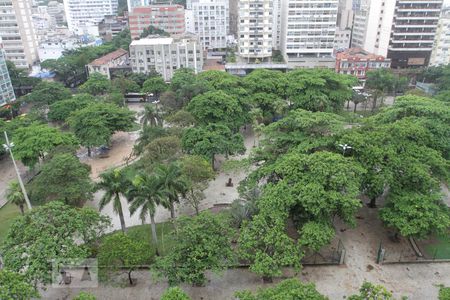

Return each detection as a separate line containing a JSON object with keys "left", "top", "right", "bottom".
{"left": 424, "top": 234, "right": 450, "bottom": 259}
{"left": 0, "top": 202, "right": 21, "bottom": 245}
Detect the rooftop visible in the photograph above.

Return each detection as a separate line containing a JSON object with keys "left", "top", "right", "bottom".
{"left": 88, "top": 48, "right": 128, "bottom": 66}
{"left": 130, "top": 38, "right": 174, "bottom": 46}
{"left": 336, "top": 48, "right": 389, "bottom": 61}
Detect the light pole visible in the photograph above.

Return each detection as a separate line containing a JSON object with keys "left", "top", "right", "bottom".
{"left": 339, "top": 144, "right": 352, "bottom": 156}
{"left": 3, "top": 131, "right": 32, "bottom": 210}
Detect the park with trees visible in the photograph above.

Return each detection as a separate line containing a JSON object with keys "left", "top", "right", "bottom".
{"left": 0, "top": 63, "right": 449, "bottom": 299}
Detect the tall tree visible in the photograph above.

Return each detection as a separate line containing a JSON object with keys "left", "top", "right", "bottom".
{"left": 78, "top": 73, "right": 112, "bottom": 95}
{"left": 48, "top": 94, "right": 95, "bottom": 122}
{"left": 12, "top": 123, "right": 78, "bottom": 168}
{"left": 128, "top": 172, "right": 165, "bottom": 255}
{"left": 98, "top": 233, "right": 151, "bottom": 285}
{"left": 142, "top": 76, "right": 167, "bottom": 98}
{"left": 1, "top": 201, "right": 110, "bottom": 285}
{"left": 22, "top": 81, "right": 71, "bottom": 106}
{"left": 155, "top": 163, "right": 188, "bottom": 220}
{"left": 181, "top": 124, "right": 245, "bottom": 169}
{"left": 154, "top": 212, "right": 233, "bottom": 286}
{"left": 365, "top": 69, "right": 395, "bottom": 111}
{"left": 112, "top": 75, "right": 140, "bottom": 94}
{"left": 139, "top": 104, "right": 162, "bottom": 127}
{"left": 28, "top": 153, "right": 94, "bottom": 207}
{"left": 6, "top": 181, "right": 26, "bottom": 215}
{"left": 97, "top": 169, "right": 131, "bottom": 233}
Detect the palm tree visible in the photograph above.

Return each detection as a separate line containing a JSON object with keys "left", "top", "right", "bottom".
{"left": 155, "top": 163, "right": 188, "bottom": 220}
{"left": 6, "top": 181, "right": 26, "bottom": 215}
{"left": 139, "top": 104, "right": 161, "bottom": 127}
{"left": 128, "top": 172, "right": 164, "bottom": 255}
{"left": 97, "top": 169, "right": 130, "bottom": 233}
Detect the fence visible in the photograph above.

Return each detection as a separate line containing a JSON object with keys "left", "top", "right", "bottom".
{"left": 302, "top": 239, "right": 346, "bottom": 266}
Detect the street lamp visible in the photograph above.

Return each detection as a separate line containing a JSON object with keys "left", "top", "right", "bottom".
{"left": 339, "top": 144, "right": 352, "bottom": 156}
{"left": 3, "top": 131, "right": 32, "bottom": 210}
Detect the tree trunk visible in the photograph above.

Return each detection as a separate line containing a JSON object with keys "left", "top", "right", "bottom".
{"left": 150, "top": 212, "right": 160, "bottom": 256}
{"left": 262, "top": 276, "right": 273, "bottom": 283}
{"left": 118, "top": 206, "right": 127, "bottom": 233}
{"left": 128, "top": 270, "right": 133, "bottom": 285}
{"left": 87, "top": 147, "right": 92, "bottom": 157}
{"left": 170, "top": 202, "right": 175, "bottom": 220}
{"left": 19, "top": 204, "right": 24, "bottom": 215}
{"left": 347, "top": 100, "right": 350, "bottom": 109}
{"left": 353, "top": 103, "right": 358, "bottom": 113}
{"left": 368, "top": 197, "right": 377, "bottom": 208}
{"left": 371, "top": 95, "right": 378, "bottom": 112}
{"left": 211, "top": 154, "right": 215, "bottom": 170}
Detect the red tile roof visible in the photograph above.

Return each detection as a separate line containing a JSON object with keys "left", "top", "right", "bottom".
{"left": 89, "top": 48, "right": 128, "bottom": 66}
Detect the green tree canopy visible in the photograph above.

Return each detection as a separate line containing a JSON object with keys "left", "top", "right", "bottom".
{"left": 68, "top": 102, "right": 135, "bottom": 156}
{"left": 235, "top": 278, "right": 327, "bottom": 300}
{"left": 154, "top": 212, "right": 233, "bottom": 286}
{"left": 187, "top": 90, "right": 247, "bottom": 131}
{"left": 0, "top": 270, "right": 40, "bottom": 300}
{"left": 161, "top": 287, "right": 191, "bottom": 300}
{"left": 6, "top": 181, "right": 26, "bottom": 215}
{"left": 242, "top": 69, "right": 288, "bottom": 97}
{"left": 139, "top": 25, "right": 170, "bottom": 38}
{"left": 286, "top": 69, "right": 356, "bottom": 112}
{"left": 1, "top": 201, "right": 110, "bottom": 285}
{"left": 98, "top": 232, "right": 152, "bottom": 285}
{"left": 23, "top": 81, "right": 72, "bottom": 106}
{"left": 12, "top": 123, "right": 78, "bottom": 167}
{"left": 142, "top": 76, "right": 167, "bottom": 97}
{"left": 196, "top": 70, "right": 241, "bottom": 93}
{"left": 348, "top": 281, "right": 394, "bottom": 300}
{"left": 170, "top": 68, "right": 210, "bottom": 105}
{"left": 78, "top": 73, "right": 112, "bottom": 95}
{"left": 112, "top": 76, "right": 141, "bottom": 94}
{"left": 28, "top": 153, "right": 93, "bottom": 207}
{"left": 48, "top": 93, "right": 95, "bottom": 122}
{"left": 73, "top": 292, "right": 97, "bottom": 300}
{"left": 181, "top": 123, "right": 245, "bottom": 169}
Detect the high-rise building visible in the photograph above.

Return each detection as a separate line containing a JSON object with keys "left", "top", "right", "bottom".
{"left": 351, "top": 0, "right": 396, "bottom": 57}
{"left": 0, "top": 0, "right": 39, "bottom": 68}
{"left": 129, "top": 34, "right": 203, "bottom": 81}
{"left": 127, "top": 0, "right": 150, "bottom": 13}
{"left": 0, "top": 49, "right": 16, "bottom": 106}
{"left": 237, "top": 0, "right": 278, "bottom": 61}
{"left": 279, "top": 0, "right": 338, "bottom": 68}
{"left": 337, "top": 0, "right": 353, "bottom": 30}
{"left": 387, "top": 0, "right": 443, "bottom": 68}
{"left": 430, "top": 5, "right": 450, "bottom": 66}
{"left": 129, "top": 5, "right": 185, "bottom": 40}
{"left": 185, "top": 0, "right": 229, "bottom": 50}
{"left": 63, "top": 0, "right": 118, "bottom": 35}
{"left": 47, "top": 1, "right": 66, "bottom": 27}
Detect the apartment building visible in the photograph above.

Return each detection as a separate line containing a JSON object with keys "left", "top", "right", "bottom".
{"left": 86, "top": 48, "right": 128, "bottom": 79}
{"left": 430, "top": 5, "right": 450, "bottom": 66}
{"left": 337, "top": 0, "right": 353, "bottom": 30}
{"left": 127, "top": 0, "right": 149, "bottom": 13}
{"left": 351, "top": 0, "right": 396, "bottom": 57}
{"left": 0, "top": 0, "right": 39, "bottom": 68}
{"left": 0, "top": 49, "right": 16, "bottom": 106}
{"left": 279, "top": 0, "right": 338, "bottom": 68}
{"left": 237, "top": 0, "right": 278, "bottom": 61}
{"left": 129, "top": 5, "right": 185, "bottom": 40}
{"left": 388, "top": 0, "right": 443, "bottom": 68}
{"left": 47, "top": 1, "right": 66, "bottom": 27}
{"left": 129, "top": 35, "right": 203, "bottom": 81}
{"left": 98, "top": 15, "right": 128, "bottom": 42}
{"left": 335, "top": 47, "right": 391, "bottom": 80}
{"left": 186, "top": 0, "right": 229, "bottom": 50}
{"left": 63, "top": 0, "right": 118, "bottom": 35}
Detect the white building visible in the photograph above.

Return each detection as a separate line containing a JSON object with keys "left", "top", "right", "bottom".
{"left": 63, "top": 0, "right": 118, "bottom": 35}
{"left": 0, "top": 0, "right": 39, "bottom": 68}
{"left": 129, "top": 35, "right": 203, "bottom": 81}
{"left": 337, "top": 0, "right": 353, "bottom": 30}
{"left": 0, "top": 48, "right": 16, "bottom": 106}
{"left": 47, "top": 1, "right": 66, "bottom": 27}
{"left": 38, "top": 38, "right": 79, "bottom": 61}
{"left": 430, "top": 6, "right": 450, "bottom": 66}
{"left": 351, "top": 0, "right": 396, "bottom": 57}
{"left": 279, "top": 0, "right": 338, "bottom": 68}
{"left": 237, "top": 0, "right": 278, "bottom": 61}
{"left": 185, "top": 0, "right": 229, "bottom": 50}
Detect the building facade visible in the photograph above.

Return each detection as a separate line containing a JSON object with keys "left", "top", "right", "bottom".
{"left": 430, "top": 5, "right": 450, "bottom": 66}
{"left": 129, "top": 5, "right": 185, "bottom": 40}
{"left": 86, "top": 48, "right": 128, "bottom": 79}
{"left": 387, "top": 0, "right": 443, "bottom": 68}
{"left": 0, "top": 0, "right": 39, "bottom": 68}
{"left": 129, "top": 35, "right": 203, "bottom": 81}
{"left": 47, "top": 1, "right": 66, "bottom": 27}
{"left": 98, "top": 15, "right": 128, "bottom": 42}
{"left": 0, "top": 49, "right": 16, "bottom": 106}
{"left": 351, "top": 0, "right": 396, "bottom": 57}
{"left": 337, "top": 0, "right": 353, "bottom": 30}
{"left": 38, "top": 38, "right": 79, "bottom": 61}
{"left": 279, "top": 0, "right": 338, "bottom": 68}
{"left": 335, "top": 47, "right": 391, "bottom": 80}
{"left": 127, "top": 0, "right": 149, "bottom": 13}
{"left": 186, "top": 0, "right": 229, "bottom": 50}
{"left": 237, "top": 0, "right": 277, "bottom": 61}
{"left": 63, "top": 0, "right": 118, "bottom": 35}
